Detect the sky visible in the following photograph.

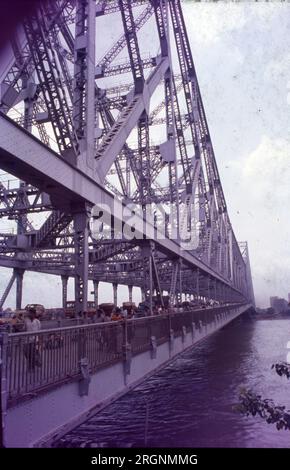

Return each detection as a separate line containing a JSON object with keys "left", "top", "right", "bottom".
{"left": 1, "top": 1, "right": 290, "bottom": 309}
{"left": 182, "top": 1, "right": 290, "bottom": 307}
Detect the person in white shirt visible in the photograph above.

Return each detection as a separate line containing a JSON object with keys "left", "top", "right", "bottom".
{"left": 25, "top": 315, "right": 41, "bottom": 333}
{"left": 24, "top": 308, "right": 41, "bottom": 371}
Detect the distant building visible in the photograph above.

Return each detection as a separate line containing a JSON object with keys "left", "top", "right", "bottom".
{"left": 270, "top": 296, "right": 288, "bottom": 314}
{"left": 270, "top": 296, "right": 278, "bottom": 309}
{"left": 256, "top": 307, "right": 271, "bottom": 315}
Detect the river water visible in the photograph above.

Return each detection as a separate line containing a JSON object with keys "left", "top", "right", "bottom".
{"left": 54, "top": 317, "right": 290, "bottom": 448}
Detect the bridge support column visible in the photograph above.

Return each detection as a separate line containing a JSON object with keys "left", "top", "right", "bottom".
{"left": 207, "top": 277, "right": 211, "bottom": 301}
{"left": 93, "top": 281, "right": 99, "bottom": 308}
{"left": 196, "top": 268, "right": 200, "bottom": 299}
{"left": 73, "top": 0, "right": 96, "bottom": 170}
{"left": 15, "top": 269, "right": 24, "bottom": 310}
{"left": 140, "top": 287, "right": 145, "bottom": 302}
{"left": 220, "top": 283, "right": 223, "bottom": 303}
{"left": 216, "top": 282, "right": 220, "bottom": 302}
{"left": 113, "top": 283, "right": 118, "bottom": 306}
{"left": 128, "top": 285, "right": 133, "bottom": 303}
{"left": 178, "top": 259, "right": 182, "bottom": 304}
{"left": 141, "top": 243, "right": 154, "bottom": 314}
{"left": 61, "top": 275, "right": 68, "bottom": 309}
{"left": 150, "top": 242, "right": 165, "bottom": 309}
{"left": 14, "top": 81, "right": 32, "bottom": 312}
{"left": 73, "top": 205, "right": 90, "bottom": 316}
{"left": 228, "top": 286, "right": 232, "bottom": 303}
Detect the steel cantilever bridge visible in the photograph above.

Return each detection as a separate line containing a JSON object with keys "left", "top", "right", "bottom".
{"left": 0, "top": 0, "right": 255, "bottom": 314}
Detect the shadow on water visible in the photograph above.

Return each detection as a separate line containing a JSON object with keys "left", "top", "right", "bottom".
{"left": 53, "top": 317, "right": 290, "bottom": 448}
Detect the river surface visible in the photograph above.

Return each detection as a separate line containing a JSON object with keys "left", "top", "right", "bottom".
{"left": 54, "top": 318, "right": 290, "bottom": 448}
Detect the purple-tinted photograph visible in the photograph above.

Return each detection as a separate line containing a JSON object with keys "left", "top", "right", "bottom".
{"left": 0, "top": 0, "right": 289, "bottom": 458}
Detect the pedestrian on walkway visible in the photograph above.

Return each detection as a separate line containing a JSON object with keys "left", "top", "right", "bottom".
{"left": 24, "top": 307, "right": 41, "bottom": 371}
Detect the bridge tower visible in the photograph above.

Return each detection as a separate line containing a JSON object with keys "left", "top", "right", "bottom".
{"left": 0, "top": 0, "right": 255, "bottom": 313}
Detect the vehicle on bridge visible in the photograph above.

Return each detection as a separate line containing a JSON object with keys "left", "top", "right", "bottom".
{"left": 65, "top": 301, "right": 96, "bottom": 318}
{"left": 0, "top": 304, "right": 46, "bottom": 331}
{"left": 24, "top": 304, "right": 45, "bottom": 318}
{"left": 99, "top": 303, "right": 116, "bottom": 317}
{"left": 122, "top": 302, "right": 136, "bottom": 318}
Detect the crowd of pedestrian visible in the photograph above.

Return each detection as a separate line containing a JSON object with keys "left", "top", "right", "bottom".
{"left": 94, "top": 306, "right": 131, "bottom": 322}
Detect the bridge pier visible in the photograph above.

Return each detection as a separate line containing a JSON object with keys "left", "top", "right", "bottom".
{"left": 93, "top": 280, "right": 99, "bottom": 308}
{"left": 195, "top": 268, "right": 200, "bottom": 299}
{"left": 61, "top": 275, "right": 68, "bottom": 309}
{"left": 141, "top": 287, "right": 145, "bottom": 302}
{"left": 207, "top": 277, "right": 211, "bottom": 301}
{"left": 73, "top": 206, "right": 90, "bottom": 316}
{"left": 15, "top": 268, "right": 24, "bottom": 310}
{"left": 141, "top": 243, "right": 153, "bottom": 314}
{"left": 178, "top": 259, "right": 182, "bottom": 304}
{"left": 113, "top": 282, "right": 118, "bottom": 306}
{"left": 213, "top": 281, "right": 216, "bottom": 301}
{"left": 128, "top": 285, "right": 133, "bottom": 303}
{"left": 215, "top": 282, "right": 219, "bottom": 302}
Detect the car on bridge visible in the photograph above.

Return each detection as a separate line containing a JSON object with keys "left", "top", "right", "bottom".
{"left": 65, "top": 301, "right": 96, "bottom": 318}
{"left": 21, "top": 304, "right": 46, "bottom": 318}
{"left": 122, "top": 302, "right": 136, "bottom": 318}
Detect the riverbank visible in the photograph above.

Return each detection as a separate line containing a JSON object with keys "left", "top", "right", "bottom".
{"left": 255, "top": 314, "right": 290, "bottom": 321}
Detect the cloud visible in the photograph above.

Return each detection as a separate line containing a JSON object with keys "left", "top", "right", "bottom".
{"left": 229, "top": 136, "right": 290, "bottom": 306}
{"left": 243, "top": 135, "right": 290, "bottom": 208}
{"left": 265, "top": 54, "right": 290, "bottom": 83}
{"left": 182, "top": 2, "right": 281, "bottom": 46}
{"left": 183, "top": 3, "right": 247, "bottom": 45}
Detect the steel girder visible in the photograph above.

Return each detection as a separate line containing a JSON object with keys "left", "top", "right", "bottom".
{"left": 23, "top": 3, "right": 79, "bottom": 159}
{"left": 0, "top": 113, "right": 248, "bottom": 300}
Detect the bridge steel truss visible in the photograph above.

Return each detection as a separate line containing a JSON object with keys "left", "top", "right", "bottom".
{"left": 0, "top": 0, "right": 255, "bottom": 313}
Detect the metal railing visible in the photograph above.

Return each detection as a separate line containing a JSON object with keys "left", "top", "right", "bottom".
{"left": 2, "top": 304, "right": 244, "bottom": 407}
